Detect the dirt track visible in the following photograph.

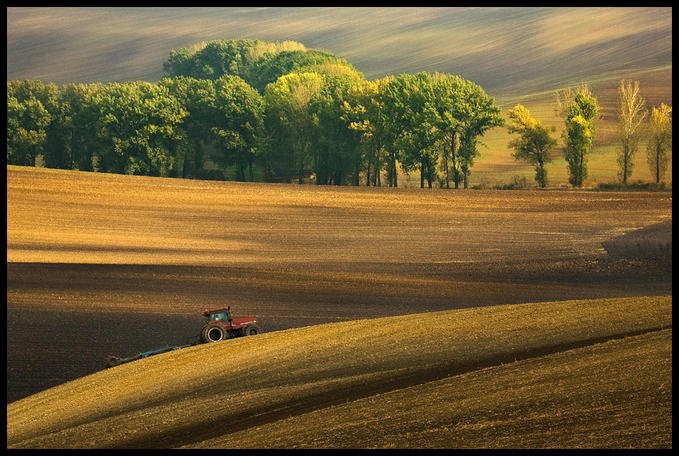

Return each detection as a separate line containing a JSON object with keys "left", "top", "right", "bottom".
{"left": 5, "top": 167, "right": 672, "bottom": 403}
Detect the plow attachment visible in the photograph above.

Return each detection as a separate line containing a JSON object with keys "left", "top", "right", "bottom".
{"left": 106, "top": 345, "right": 187, "bottom": 368}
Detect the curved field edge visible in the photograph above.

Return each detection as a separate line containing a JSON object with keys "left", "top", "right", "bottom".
{"left": 7, "top": 295, "right": 671, "bottom": 449}
{"left": 196, "top": 329, "right": 672, "bottom": 449}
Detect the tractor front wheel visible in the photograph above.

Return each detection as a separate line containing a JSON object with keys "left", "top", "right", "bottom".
{"left": 201, "top": 324, "right": 227, "bottom": 343}
{"left": 243, "top": 325, "right": 260, "bottom": 336}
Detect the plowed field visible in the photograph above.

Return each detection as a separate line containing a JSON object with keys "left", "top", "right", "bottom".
{"left": 6, "top": 165, "right": 672, "bottom": 403}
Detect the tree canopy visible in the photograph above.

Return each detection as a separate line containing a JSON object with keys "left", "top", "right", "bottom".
{"left": 507, "top": 104, "right": 557, "bottom": 188}
{"left": 556, "top": 85, "right": 599, "bottom": 188}
{"left": 8, "top": 39, "right": 510, "bottom": 189}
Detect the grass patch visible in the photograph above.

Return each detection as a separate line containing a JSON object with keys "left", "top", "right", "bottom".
{"left": 595, "top": 181, "right": 670, "bottom": 191}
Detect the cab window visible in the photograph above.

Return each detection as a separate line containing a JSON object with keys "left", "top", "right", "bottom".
{"left": 209, "top": 311, "right": 230, "bottom": 322}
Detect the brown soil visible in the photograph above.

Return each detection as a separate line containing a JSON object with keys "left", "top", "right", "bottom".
{"left": 5, "top": 167, "right": 672, "bottom": 403}
{"left": 6, "top": 253, "right": 671, "bottom": 403}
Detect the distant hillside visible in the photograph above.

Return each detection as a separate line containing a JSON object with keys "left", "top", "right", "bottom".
{"left": 6, "top": 7, "right": 672, "bottom": 98}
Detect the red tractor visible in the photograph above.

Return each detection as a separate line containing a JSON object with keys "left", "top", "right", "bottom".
{"left": 200, "top": 306, "right": 260, "bottom": 343}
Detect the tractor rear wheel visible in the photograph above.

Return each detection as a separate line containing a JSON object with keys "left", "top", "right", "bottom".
{"left": 201, "top": 324, "right": 227, "bottom": 343}
{"left": 243, "top": 324, "right": 260, "bottom": 336}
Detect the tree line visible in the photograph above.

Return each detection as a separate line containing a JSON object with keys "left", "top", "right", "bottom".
{"left": 7, "top": 39, "right": 672, "bottom": 188}
{"left": 508, "top": 82, "right": 671, "bottom": 187}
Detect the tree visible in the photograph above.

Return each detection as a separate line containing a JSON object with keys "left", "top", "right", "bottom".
{"left": 164, "top": 39, "right": 261, "bottom": 81}
{"left": 7, "top": 95, "right": 51, "bottom": 166}
{"left": 211, "top": 75, "right": 264, "bottom": 181}
{"left": 93, "top": 82, "right": 187, "bottom": 176}
{"left": 7, "top": 80, "right": 56, "bottom": 166}
{"left": 163, "top": 39, "right": 307, "bottom": 86}
{"left": 159, "top": 76, "right": 218, "bottom": 178}
{"left": 264, "top": 72, "right": 324, "bottom": 183}
{"left": 617, "top": 80, "right": 647, "bottom": 184}
{"left": 507, "top": 104, "right": 557, "bottom": 188}
{"left": 247, "top": 49, "right": 358, "bottom": 93}
{"left": 556, "top": 85, "right": 599, "bottom": 187}
{"left": 646, "top": 103, "right": 672, "bottom": 184}
{"left": 381, "top": 73, "right": 440, "bottom": 188}
{"left": 310, "top": 65, "right": 365, "bottom": 185}
{"left": 42, "top": 83, "right": 102, "bottom": 171}
{"left": 455, "top": 80, "right": 504, "bottom": 188}
{"left": 429, "top": 73, "right": 467, "bottom": 189}
{"left": 341, "top": 77, "right": 394, "bottom": 186}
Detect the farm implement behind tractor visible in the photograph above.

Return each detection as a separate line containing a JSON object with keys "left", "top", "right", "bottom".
{"left": 105, "top": 306, "right": 260, "bottom": 368}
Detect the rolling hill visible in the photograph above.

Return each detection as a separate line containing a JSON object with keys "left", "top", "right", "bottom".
{"left": 6, "top": 7, "right": 672, "bottom": 98}
{"left": 6, "top": 165, "right": 673, "bottom": 406}
{"left": 5, "top": 163, "right": 673, "bottom": 448}
{"left": 7, "top": 295, "right": 672, "bottom": 448}
{"left": 6, "top": 7, "right": 673, "bottom": 187}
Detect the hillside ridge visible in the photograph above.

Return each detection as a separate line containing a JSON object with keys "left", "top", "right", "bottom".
{"left": 7, "top": 7, "right": 672, "bottom": 97}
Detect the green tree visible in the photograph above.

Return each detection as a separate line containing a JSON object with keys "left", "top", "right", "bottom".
{"left": 617, "top": 80, "right": 647, "bottom": 184}
{"left": 164, "top": 39, "right": 261, "bottom": 81}
{"left": 163, "top": 39, "right": 307, "bottom": 86}
{"left": 429, "top": 73, "right": 467, "bottom": 189}
{"left": 248, "top": 49, "right": 358, "bottom": 93}
{"left": 211, "top": 75, "right": 264, "bottom": 181}
{"left": 381, "top": 73, "right": 439, "bottom": 188}
{"left": 556, "top": 85, "right": 599, "bottom": 188}
{"left": 160, "top": 76, "right": 218, "bottom": 178}
{"left": 42, "top": 83, "right": 101, "bottom": 171}
{"left": 310, "top": 64, "right": 365, "bottom": 185}
{"left": 646, "top": 103, "right": 672, "bottom": 184}
{"left": 507, "top": 104, "right": 557, "bottom": 188}
{"left": 342, "top": 77, "right": 394, "bottom": 186}
{"left": 264, "top": 72, "right": 324, "bottom": 183}
{"left": 455, "top": 80, "right": 504, "bottom": 188}
{"left": 556, "top": 85, "right": 599, "bottom": 187}
{"left": 93, "top": 82, "right": 187, "bottom": 176}
{"left": 7, "top": 80, "right": 56, "bottom": 166}
{"left": 7, "top": 95, "right": 51, "bottom": 166}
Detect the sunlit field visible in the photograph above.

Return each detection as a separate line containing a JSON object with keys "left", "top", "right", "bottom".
{"left": 7, "top": 296, "right": 672, "bottom": 448}
{"left": 5, "top": 6, "right": 673, "bottom": 448}
{"left": 6, "top": 164, "right": 671, "bottom": 448}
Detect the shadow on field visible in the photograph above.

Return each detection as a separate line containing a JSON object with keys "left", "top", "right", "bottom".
{"left": 6, "top": 249, "right": 672, "bottom": 403}
{"left": 118, "top": 326, "right": 668, "bottom": 448}
{"left": 602, "top": 220, "right": 672, "bottom": 265}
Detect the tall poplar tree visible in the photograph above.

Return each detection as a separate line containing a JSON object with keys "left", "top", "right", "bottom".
{"left": 646, "top": 103, "right": 672, "bottom": 184}
{"left": 507, "top": 104, "right": 557, "bottom": 188}
{"left": 556, "top": 85, "right": 599, "bottom": 188}
{"left": 617, "top": 80, "right": 647, "bottom": 184}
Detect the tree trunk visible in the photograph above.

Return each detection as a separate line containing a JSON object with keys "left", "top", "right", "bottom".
{"left": 443, "top": 140, "right": 450, "bottom": 189}
{"left": 182, "top": 153, "right": 189, "bottom": 178}
{"left": 365, "top": 154, "right": 371, "bottom": 186}
{"left": 655, "top": 143, "right": 661, "bottom": 184}
{"left": 451, "top": 132, "right": 460, "bottom": 189}
{"left": 622, "top": 141, "right": 629, "bottom": 184}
